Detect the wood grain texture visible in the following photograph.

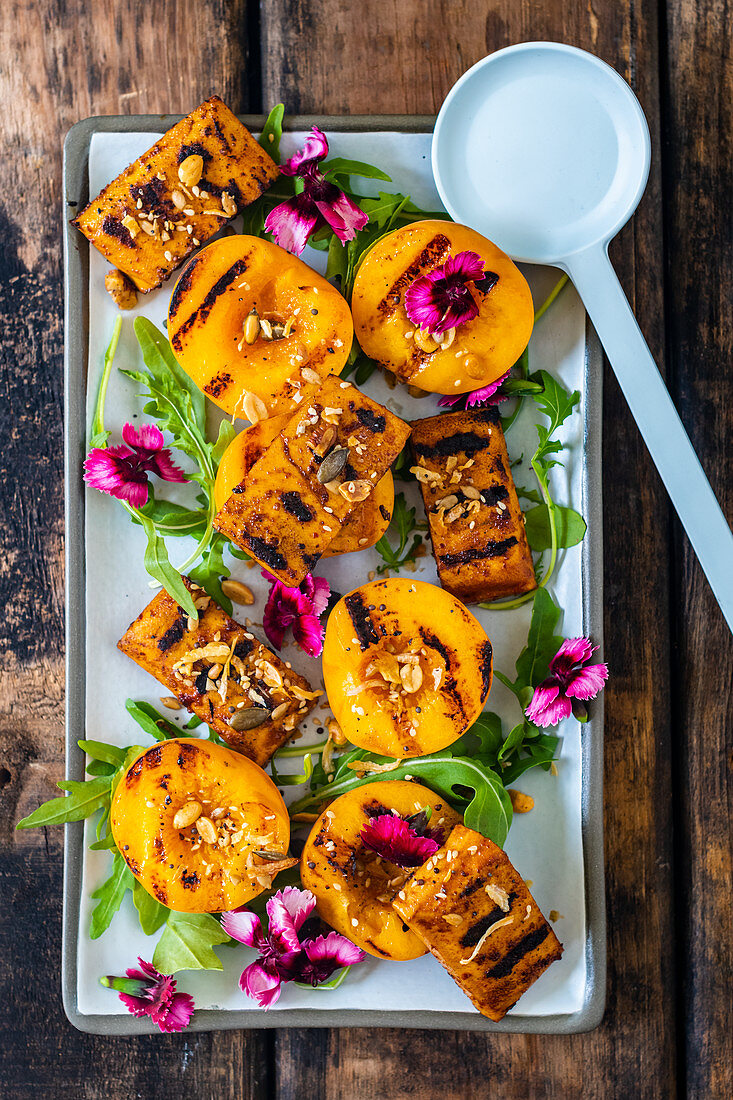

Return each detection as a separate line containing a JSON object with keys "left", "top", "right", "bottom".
{"left": 264, "top": 1, "right": 678, "bottom": 1098}
{"left": 0, "top": 2, "right": 271, "bottom": 1096}
{"left": 663, "top": 0, "right": 733, "bottom": 1097}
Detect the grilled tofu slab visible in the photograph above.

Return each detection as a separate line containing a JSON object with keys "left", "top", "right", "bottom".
{"left": 213, "top": 376, "right": 412, "bottom": 585}
{"left": 72, "top": 96, "right": 278, "bottom": 292}
{"left": 393, "top": 823, "right": 563, "bottom": 1020}
{"left": 411, "top": 408, "right": 536, "bottom": 603}
{"left": 117, "top": 578, "right": 319, "bottom": 765}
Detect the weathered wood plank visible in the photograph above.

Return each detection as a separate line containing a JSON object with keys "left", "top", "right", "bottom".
{"left": 263, "top": 2, "right": 678, "bottom": 1097}
{"left": 662, "top": 1, "right": 733, "bottom": 1097}
{"left": 0, "top": 1, "right": 271, "bottom": 1095}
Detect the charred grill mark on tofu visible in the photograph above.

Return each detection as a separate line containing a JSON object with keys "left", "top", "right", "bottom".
{"left": 460, "top": 903, "right": 516, "bottom": 947}
{"left": 485, "top": 923, "right": 552, "bottom": 979}
{"left": 101, "top": 215, "right": 135, "bottom": 248}
{"left": 439, "top": 538, "right": 519, "bottom": 567}
{"left": 479, "top": 485, "right": 510, "bottom": 507}
{"left": 177, "top": 141, "right": 212, "bottom": 165}
{"left": 158, "top": 617, "right": 186, "bottom": 651}
{"left": 281, "top": 491, "right": 315, "bottom": 522}
{"left": 378, "top": 234, "right": 452, "bottom": 317}
{"left": 345, "top": 593, "right": 380, "bottom": 650}
{"left": 414, "top": 431, "right": 489, "bottom": 460}
{"left": 243, "top": 536, "right": 287, "bottom": 571}
{"left": 194, "top": 668, "right": 209, "bottom": 694}
{"left": 356, "top": 408, "right": 386, "bottom": 433}
{"left": 234, "top": 638, "right": 254, "bottom": 658}
{"left": 171, "top": 259, "right": 249, "bottom": 349}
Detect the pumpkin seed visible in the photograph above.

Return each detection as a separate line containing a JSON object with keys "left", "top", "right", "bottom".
{"left": 317, "top": 446, "right": 349, "bottom": 483}
{"left": 229, "top": 706, "right": 271, "bottom": 731}
{"left": 195, "top": 816, "right": 217, "bottom": 844}
{"left": 254, "top": 849, "right": 288, "bottom": 862}
{"left": 178, "top": 154, "right": 203, "bottom": 188}
{"left": 173, "top": 800, "right": 202, "bottom": 829}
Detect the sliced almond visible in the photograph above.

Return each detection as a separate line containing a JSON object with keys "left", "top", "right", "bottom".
{"left": 242, "top": 390, "right": 268, "bottom": 424}
{"left": 338, "top": 479, "right": 372, "bottom": 503}
{"left": 221, "top": 191, "right": 237, "bottom": 216}
{"left": 195, "top": 815, "right": 217, "bottom": 844}
{"left": 173, "top": 801, "right": 202, "bottom": 829}
{"left": 178, "top": 154, "right": 204, "bottom": 188}
{"left": 221, "top": 578, "right": 255, "bottom": 605}
{"left": 160, "top": 696, "right": 182, "bottom": 710}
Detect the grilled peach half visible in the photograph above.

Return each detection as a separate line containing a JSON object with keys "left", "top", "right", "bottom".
{"left": 213, "top": 415, "right": 394, "bottom": 556}
{"left": 351, "top": 220, "right": 533, "bottom": 395}
{"left": 110, "top": 738, "right": 292, "bottom": 913}
{"left": 322, "top": 578, "right": 493, "bottom": 757}
{"left": 168, "top": 235, "right": 353, "bottom": 418}
{"left": 300, "top": 780, "right": 462, "bottom": 960}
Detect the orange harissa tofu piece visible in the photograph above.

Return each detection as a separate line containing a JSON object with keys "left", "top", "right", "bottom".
{"left": 410, "top": 408, "right": 536, "bottom": 603}
{"left": 393, "top": 824, "right": 563, "bottom": 1020}
{"left": 72, "top": 96, "right": 278, "bottom": 292}
{"left": 213, "top": 377, "right": 412, "bottom": 585}
{"left": 117, "top": 577, "right": 319, "bottom": 766}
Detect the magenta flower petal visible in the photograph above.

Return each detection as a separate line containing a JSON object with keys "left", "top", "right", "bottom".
{"left": 147, "top": 448, "right": 188, "bottom": 483}
{"left": 276, "top": 886, "right": 317, "bottom": 933}
{"left": 265, "top": 194, "right": 321, "bottom": 256}
{"left": 361, "top": 813, "right": 440, "bottom": 868}
{"left": 155, "top": 991, "right": 195, "bottom": 1033}
{"left": 292, "top": 613, "right": 326, "bottom": 658}
{"left": 551, "top": 637, "right": 595, "bottom": 671}
{"left": 295, "top": 932, "right": 366, "bottom": 985}
{"left": 221, "top": 908, "right": 267, "bottom": 950}
{"left": 266, "top": 887, "right": 315, "bottom": 954}
{"left": 308, "top": 575, "right": 331, "bottom": 617}
{"left": 565, "top": 662, "right": 609, "bottom": 701}
{"left": 281, "top": 126, "right": 330, "bottom": 176}
{"left": 118, "top": 991, "right": 155, "bottom": 1017}
{"left": 525, "top": 683, "right": 569, "bottom": 727}
{"left": 314, "top": 189, "right": 368, "bottom": 244}
{"left": 84, "top": 447, "right": 150, "bottom": 508}
{"left": 122, "top": 422, "right": 164, "bottom": 452}
{"left": 109, "top": 958, "right": 194, "bottom": 1033}
{"left": 404, "top": 250, "right": 487, "bottom": 335}
{"left": 261, "top": 571, "right": 329, "bottom": 656}
{"left": 241, "top": 961, "right": 283, "bottom": 1009}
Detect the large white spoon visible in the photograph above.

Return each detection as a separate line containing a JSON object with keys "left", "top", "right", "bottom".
{"left": 433, "top": 41, "right": 733, "bottom": 631}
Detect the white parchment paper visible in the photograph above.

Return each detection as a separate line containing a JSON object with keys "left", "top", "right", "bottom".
{"left": 77, "top": 129, "right": 589, "bottom": 1018}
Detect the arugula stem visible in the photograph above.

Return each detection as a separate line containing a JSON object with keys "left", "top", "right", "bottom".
{"left": 89, "top": 317, "right": 122, "bottom": 446}
{"left": 534, "top": 274, "right": 569, "bottom": 323}
{"left": 501, "top": 347, "right": 529, "bottom": 434}
{"left": 275, "top": 739, "right": 328, "bottom": 758}
{"left": 531, "top": 458, "right": 559, "bottom": 590}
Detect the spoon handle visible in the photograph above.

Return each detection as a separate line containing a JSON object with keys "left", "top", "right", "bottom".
{"left": 565, "top": 245, "right": 733, "bottom": 633}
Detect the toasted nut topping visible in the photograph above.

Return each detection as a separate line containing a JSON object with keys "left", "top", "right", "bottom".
{"left": 178, "top": 154, "right": 204, "bottom": 188}
{"left": 271, "top": 701, "right": 290, "bottom": 721}
{"left": 414, "top": 328, "right": 440, "bottom": 353}
{"left": 171, "top": 190, "right": 186, "bottom": 210}
{"left": 104, "top": 269, "right": 137, "bottom": 310}
{"left": 121, "top": 214, "right": 140, "bottom": 238}
{"left": 229, "top": 707, "right": 271, "bottom": 731}
{"left": 173, "top": 801, "right": 203, "bottom": 829}
{"left": 221, "top": 191, "right": 237, "bottom": 216}
{"left": 400, "top": 662, "right": 423, "bottom": 693}
{"left": 442, "top": 913, "right": 464, "bottom": 926}
{"left": 462, "top": 485, "right": 481, "bottom": 500}
{"left": 338, "top": 478, "right": 372, "bottom": 503}
{"left": 139, "top": 220, "right": 155, "bottom": 236}
{"left": 486, "top": 883, "right": 511, "bottom": 911}
{"left": 508, "top": 789, "right": 535, "bottom": 814}
{"left": 195, "top": 816, "right": 217, "bottom": 844}
{"left": 435, "top": 494, "right": 459, "bottom": 511}
{"left": 317, "top": 446, "right": 349, "bottom": 484}
{"left": 301, "top": 366, "right": 321, "bottom": 385}
{"left": 313, "top": 424, "right": 338, "bottom": 458}
{"left": 463, "top": 353, "right": 483, "bottom": 379}
{"left": 221, "top": 578, "right": 255, "bottom": 605}
{"left": 160, "top": 696, "right": 182, "bottom": 710}
{"left": 243, "top": 309, "right": 260, "bottom": 345}
{"left": 259, "top": 317, "right": 274, "bottom": 340}
{"left": 436, "top": 327, "right": 456, "bottom": 349}
{"left": 242, "top": 390, "right": 268, "bottom": 424}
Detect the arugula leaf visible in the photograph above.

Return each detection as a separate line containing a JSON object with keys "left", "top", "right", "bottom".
{"left": 524, "top": 504, "right": 586, "bottom": 552}
{"left": 133, "top": 498, "right": 207, "bottom": 539}
{"left": 125, "top": 699, "right": 185, "bottom": 742}
{"left": 90, "top": 850, "right": 135, "bottom": 939}
{"left": 322, "top": 157, "right": 392, "bottom": 185}
{"left": 133, "top": 879, "right": 169, "bottom": 936}
{"left": 16, "top": 776, "right": 112, "bottom": 829}
{"left": 270, "top": 752, "right": 314, "bottom": 788}
{"left": 514, "top": 588, "right": 564, "bottom": 693}
{"left": 89, "top": 316, "right": 122, "bottom": 448}
{"left": 290, "top": 748, "right": 513, "bottom": 847}
{"left": 374, "top": 492, "right": 424, "bottom": 574}
{"left": 258, "top": 103, "right": 285, "bottom": 162}
{"left": 188, "top": 533, "right": 234, "bottom": 614}
{"left": 78, "top": 740, "right": 127, "bottom": 766}
{"left": 85, "top": 760, "right": 117, "bottom": 778}
{"left": 153, "top": 911, "right": 230, "bottom": 973}
{"left": 137, "top": 512, "right": 198, "bottom": 619}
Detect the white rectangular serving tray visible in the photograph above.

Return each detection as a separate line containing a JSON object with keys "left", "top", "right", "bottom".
{"left": 63, "top": 114, "right": 606, "bottom": 1034}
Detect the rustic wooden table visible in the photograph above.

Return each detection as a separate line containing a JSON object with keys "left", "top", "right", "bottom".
{"left": 2, "top": 1, "right": 730, "bottom": 1097}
